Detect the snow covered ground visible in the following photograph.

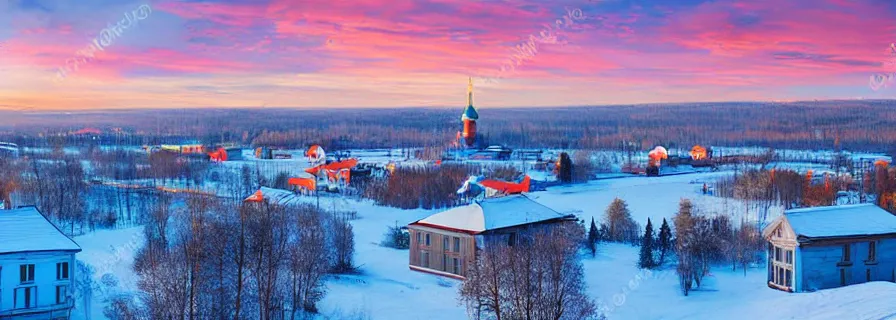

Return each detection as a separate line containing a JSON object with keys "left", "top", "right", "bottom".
{"left": 314, "top": 171, "right": 896, "bottom": 320}
{"left": 72, "top": 226, "right": 145, "bottom": 320}
{"left": 70, "top": 171, "right": 896, "bottom": 319}
{"left": 586, "top": 244, "right": 896, "bottom": 320}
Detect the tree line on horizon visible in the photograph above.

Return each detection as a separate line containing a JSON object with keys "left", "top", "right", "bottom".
{"left": 3, "top": 101, "right": 896, "bottom": 153}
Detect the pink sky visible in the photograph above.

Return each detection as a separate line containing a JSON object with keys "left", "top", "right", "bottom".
{"left": 1, "top": 0, "right": 894, "bottom": 110}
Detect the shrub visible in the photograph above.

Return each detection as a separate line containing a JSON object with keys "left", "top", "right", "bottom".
{"left": 381, "top": 223, "right": 410, "bottom": 249}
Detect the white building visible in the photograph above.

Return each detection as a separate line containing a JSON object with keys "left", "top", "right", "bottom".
{"left": 0, "top": 207, "right": 81, "bottom": 319}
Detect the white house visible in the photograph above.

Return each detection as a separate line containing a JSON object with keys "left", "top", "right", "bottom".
{"left": 0, "top": 207, "right": 81, "bottom": 319}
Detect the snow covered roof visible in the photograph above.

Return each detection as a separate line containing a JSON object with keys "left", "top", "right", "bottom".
{"left": 251, "top": 187, "right": 306, "bottom": 207}
{"left": 410, "top": 194, "right": 574, "bottom": 233}
{"left": 0, "top": 207, "right": 81, "bottom": 254}
{"left": 780, "top": 204, "right": 896, "bottom": 240}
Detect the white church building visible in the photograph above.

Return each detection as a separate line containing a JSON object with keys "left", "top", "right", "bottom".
{"left": 0, "top": 207, "right": 81, "bottom": 319}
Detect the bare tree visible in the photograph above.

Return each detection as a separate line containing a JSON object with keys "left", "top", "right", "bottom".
{"left": 244, "top": 201, "right": 290, "bottom": 320}
{"left": 674, "top": 199, "right": 696, "bottom": 296}
{"left": 603, "top": 198, "right": 638, "bottom": 243}
{"left": 459, "top": 222, "right": 599, "bottom": 320}
{"left": 287, "top": 205, "right": 330, "bottom": 317}
{"left": 0, "top": 158, "right": 21, "bottom": 209}
{"left": 572, "top": 150, "right": 596, "bottom": 182}
{"left": 459, "top": 240, "right": 508, "bottom": 320}
{"left": 328, "top": 211, "right": 356, "bottom": 273}
{"left": 731, "top": 222, "right": 763, "bottom": 275}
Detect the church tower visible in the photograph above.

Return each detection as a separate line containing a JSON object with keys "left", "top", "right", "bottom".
{"left": 461, "top": 77, "right": 479, "bottom": 147}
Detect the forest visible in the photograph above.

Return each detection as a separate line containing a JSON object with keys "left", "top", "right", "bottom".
{"left": 4, "top": 100, "right": 896, "bottom": 153}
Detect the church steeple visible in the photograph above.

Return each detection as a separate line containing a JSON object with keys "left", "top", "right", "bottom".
{"left": 467, "top": 76, "right": 474, "bottom": 107}
{"left": 462, "top": 77, "right": 479, "bottom": 121}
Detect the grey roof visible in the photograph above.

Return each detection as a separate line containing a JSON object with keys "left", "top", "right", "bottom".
{"left": 784, "top": 204, "right": 896, "bottom": 239}
{"left": 412, "top": 194, "right": 573, "bottom": 233}
{"left": 0, "top": 207, "right": 81, "bottom": 254}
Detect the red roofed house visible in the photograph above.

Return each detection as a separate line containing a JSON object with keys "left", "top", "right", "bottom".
{"left": 406, "top": 194, "right": 576, "bottom": 279}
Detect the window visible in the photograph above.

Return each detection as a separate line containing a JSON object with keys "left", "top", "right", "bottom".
{"left": 442, "top": 254, "right": 448, "bottom": 271}
{"left": 14, "top": 286, "right": 36, "bottom": 309}
{"left": 785, "top": 269, "right": 792, "bottom": 287}
{"left": 453, "top": 258, "right": 460, "bottom": 274}
{"left": 867, "top": 269, "right": 872, "bottom": 282}
{"left": 56, "top": 285, "right": 68, "bottom": 304}
{"left": 508, "top": 233, "right": 517, "bottom": 246}
{"left": 19, "top": 264, "right": 34, "bottom": 283}
{"left": 425, "top": 233, "right": 431, "bottom": 246}
{"left": 454, "top": 237, "right": 461, "bottom": 252}
{"left": 869, "top": 241, "right": 876, "bottom": 261}
{"left": 842, "top": 244, "right": 851, "bottom": 262}
{"left": 420, "top": 250, "right": 430, "bottom": 268}
{"left": 774, "top": 247, "right": 781, "bottom": 262}
{"left": 443, "top": 236, "right": 449, "bottom": 251}
{"left": 416, "top": 232, "right": 422, "bottom": 244}
{"left": 57, "top": 262, "right": 69, "bottom": 280}
{"left": 786, "top": 250, "right": 793, "bottom": 264}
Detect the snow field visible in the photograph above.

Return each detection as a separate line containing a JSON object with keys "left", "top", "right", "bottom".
{"left": 72, "top": 171, "right": 896, "bottom": 319}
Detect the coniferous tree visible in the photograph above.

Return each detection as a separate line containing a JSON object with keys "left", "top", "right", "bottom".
{"left": 658, "top": 218, "right": 672, "bottom": 266}
{"left": 587, "top": 217, "right": 599, "bottom": 257}
{"left": 558, "top": 152, "right": 573, "bottom": 183}
{"left": 638, "top": 218, "right": 656, "bottom": 269}
{"left": 598, "top": 223, "right": 609, "bottom": 242}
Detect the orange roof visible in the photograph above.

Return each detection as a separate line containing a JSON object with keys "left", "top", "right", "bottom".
{"left": 244, "top": 190, "right": 264, "bottom": 202}
{"left": 478, "top": 175, "right": 531, "bottom": 194}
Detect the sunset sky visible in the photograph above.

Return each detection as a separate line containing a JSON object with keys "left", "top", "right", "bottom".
{"left": 1, "top": 0, "right": 896, "bottom": 110}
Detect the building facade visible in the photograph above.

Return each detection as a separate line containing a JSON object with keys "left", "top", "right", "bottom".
{"left": 407, "top": 194, "right": 576, "bottom": 279}
{"left": 0, "top": 207, "right": 81, "bottom": 319}
{"left": 762, "top": 204, "right": 896, "bottom": 292}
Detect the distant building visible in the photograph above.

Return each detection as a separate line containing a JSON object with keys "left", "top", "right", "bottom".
{"left": 460, "top": 77, "right": 479, "bottom": 148}
{"left": 225, "top": 148, "right": 244, "bottom": 161}
{"left": 0, "top": 207, "right": 81, "bottom": 319}
{"left": 0, "top": 142, "right": 19, "bottom": 159}
{"left": 207, "top": 147, "right": 244, "bottom": 162}
{"left": 160, "top": 144, "right": 205, "bottom": 154}
{"left": 469, "top": 145, "right": 512, "bottom": 160}
{"left": 407, "top": 194, "right": 576, "bottom": 279}
{"left": 762, "top": 204, "right": 896, "bottom": 292}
